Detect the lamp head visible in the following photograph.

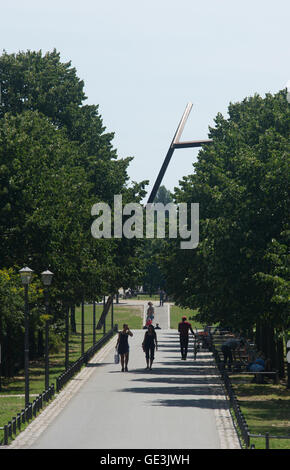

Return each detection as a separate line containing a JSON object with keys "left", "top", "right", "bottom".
{"left": 41, "top": 270, "right": 54, "bottom": 286}
{"left": 19, "top": 267, "right": 34, "bottom": 285}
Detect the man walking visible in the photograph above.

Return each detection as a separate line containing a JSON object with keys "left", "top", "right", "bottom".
{"left": 159, "top": 289, "right": 165, "bottom": 306}
{"left": 178, "top": 316, "right": 195, "bottom": 360}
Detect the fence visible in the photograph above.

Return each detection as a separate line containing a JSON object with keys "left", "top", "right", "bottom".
{"left": 0, "top": 385, "right": 55, "bottom": 446}
{"left": 56, "top": 325, "right": 118, "bottom": 392}
{"left": 0, "top": 325, "right": 118, "bottom": 446}
{"left": 211, "top": 337, "right": 290, "bottom": 449}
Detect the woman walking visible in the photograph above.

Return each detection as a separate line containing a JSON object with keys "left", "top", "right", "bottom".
{"left": 142, "top": 324, "right": 158, "bottom": 370}
{"left": 146, "top": 302, "right": 155, "bottom": 321}
{"left": 116, "top": 324, "right": 133, "bottom": 372}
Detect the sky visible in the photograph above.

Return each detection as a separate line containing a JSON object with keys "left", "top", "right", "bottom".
{"left": 1, "top": 0, "right": 289, "bottom": 201}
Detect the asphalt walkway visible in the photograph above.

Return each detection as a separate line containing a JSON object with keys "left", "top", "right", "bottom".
{"left": 8, "top": 301, "right": 240, "bottom": 449}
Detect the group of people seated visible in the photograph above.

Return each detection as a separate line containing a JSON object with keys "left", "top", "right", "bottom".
{"left": 218, "top": 332, "right": 272, "bottom": 381}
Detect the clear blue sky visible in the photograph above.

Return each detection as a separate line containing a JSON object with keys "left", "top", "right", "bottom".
{"left": 1, "top": 0, "right": 289, "bottom": 200}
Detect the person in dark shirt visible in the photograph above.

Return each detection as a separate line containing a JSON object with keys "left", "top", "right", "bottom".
{"left": 142, "top": 324, "right": 158, "bottom": 370}
{"left": 116, "top": 324, "right": 133, "bottom": 372}
{"left": 159, "top": 289, "right": 165, "bottom": 306}
{"left": 221, "top": 338, "right": 245, "bottom": 371}
{"left": 178, "top": 316, "right": 195, "bottom": 360}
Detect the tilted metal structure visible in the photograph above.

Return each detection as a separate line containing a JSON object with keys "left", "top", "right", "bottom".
{"left": 147, "top": 102, "right": 213, "bottom": 205}
{"left": 97, "top": 104, "right": 213, "bottom": 329}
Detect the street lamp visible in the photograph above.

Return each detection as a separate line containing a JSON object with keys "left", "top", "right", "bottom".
{"left": 19, "top": 267, "right": 33, "bottom": 407}
{"left": 286, "top": 79, "right": 290, "bottom": 104}
{"left": 41, "top": 270, "right": 54, "bottom": 390}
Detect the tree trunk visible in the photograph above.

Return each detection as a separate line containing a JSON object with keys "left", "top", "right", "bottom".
{"left": 70, "top": 305, "right": 76, "bottom": 333}
{"left": 256, "top": 321, "right": 277, "bottom": 371}
{"left": 255, "top": 320, "right": 262, "bottom": 352}
{"left": 266, "top": 324, "right": 276, "bottom": 368}
{"left": 37, "top": 329, "right": 44, "bottom": 357}
{"left": 30, "top": 322, "right": 36, "bottom": 360}
{"left": 6, "top": 323, "right": 14, "bottom": 377}
{"left": 276, "top": 336, "right": 285, "bottom": 378}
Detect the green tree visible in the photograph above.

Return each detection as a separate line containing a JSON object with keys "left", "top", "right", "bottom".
{"left": 0, "top": 49, "right": 148, "bottom": 373}
{"left": 154, "top": 185, "right": 173, "bottom": 205}
{"left": 160, "top": 90, "right": 289, "bottom": 367}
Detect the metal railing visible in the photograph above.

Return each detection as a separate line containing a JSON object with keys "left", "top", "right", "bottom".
{"left": 0, "top": 324, "right": 118, "bottom": 446}
{"left": 248, "top": 432, "right": 290, "bottom": 449}
{"left": 0, "top": 385, "right": 55, "bottom": 446}
{"left": 211, "top": 338, "right": 290, "bottom": 449}
{"left": 56, "top": 325, "right": 118, "bottom": 393}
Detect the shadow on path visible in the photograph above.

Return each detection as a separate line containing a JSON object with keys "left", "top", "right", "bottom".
{"left": 132, "top": 376, "right": 221, "bottom": 385}
{"left": 119, "top": 385, "right": 223, "bottom": 397}
{"left": 152, "top": 398, "right": 227, "bottom": 409}
{"left": 86, "top": 363, "right": 107, "bottom": 368}
{"left": 128, "top": 367, "right": 213, "bottom": 376}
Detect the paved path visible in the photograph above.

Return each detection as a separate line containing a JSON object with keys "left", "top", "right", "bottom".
{"left": 8, "top": 301, "right": 240, "bottom": 449}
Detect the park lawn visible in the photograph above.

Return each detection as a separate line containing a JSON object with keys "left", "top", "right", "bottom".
{"left": 170, "top": 305, "right": 203, "bottom": 330}
{"left": 129, "top": 294, "right": 160, "bottom": 301}
{"left": 231, "top": 380, "right": 290, "bottom": 449}
{"left": 0, "top": 303, "right": 143, "bottom": 443}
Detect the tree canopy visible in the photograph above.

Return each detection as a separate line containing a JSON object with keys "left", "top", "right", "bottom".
{"left": 160, "top": 90, "right": 289, "bottom": 335}
{"left": 0, "top": 49, "right": 148, "bottom": 374}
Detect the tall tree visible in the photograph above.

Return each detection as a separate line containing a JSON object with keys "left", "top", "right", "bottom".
{"left": 160, "top": 91, "right": 289, "bottom": 362}
{"left": 0, "top": 50, "right": 148, "bottom": 373}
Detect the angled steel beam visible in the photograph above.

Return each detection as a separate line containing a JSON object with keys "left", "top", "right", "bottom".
{"left": 173, "top": 139, "right": 213, "bottom": 149}
{"left": 146, "top": 103, "right": 213, "bottom": 205}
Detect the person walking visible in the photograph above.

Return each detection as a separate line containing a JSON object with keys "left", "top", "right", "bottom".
{"left": 147, "top": 301, "right": 155, "bottom": 322}
{"left": 159, "top": 290, "right": 165, "bottom": 306}
{"left": 178, "top": 316, "right": 195, "bottom": 360}
{"left": 116, "top": 324, "right": 133, "bottom": 372}
{"left": 142, "top": 324, "right": 158, "bottom": 370}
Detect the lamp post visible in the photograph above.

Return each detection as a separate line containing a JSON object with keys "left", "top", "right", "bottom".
{"left": 103, "top": 296, "right": 106, "bottom": 334}
{"left": 93, "top": 300, "right": 96, "bottom": 345}
{"left": 111, "top": 295, "right": 114, "bottom": 330}
{"left": 41, "top": 270, "right": 54, "bottom": 390}
{"left": 65, "top": 305, "right": 69, "bottom": 370}
{"left": 81, "top": 299, "right": 85, "bottom": 356}
{"left": 287, "top": 340, "right": 290, "bottom": 389}
{"left": 19, "top": 267, "right": 33, "bottom": 407}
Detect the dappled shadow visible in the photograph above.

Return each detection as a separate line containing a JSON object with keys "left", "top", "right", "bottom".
{"left": 237, "top": 399, "right": 290, "bottom": 430}
{"left": 1, "top": 384, "right": 27, "bottom": 394}
{"left": 162, "top": 332, "right": 179, "bottom": 336}
{"left": 119, "top": 385, "right": 223, "bottom": 397}
{"left": 132, "top": 376, "right": 221, "bottom": 385}
{"left": 229, "top": 377, "right": 284, "bottom": 393}
{"left": 158, "top": 341, "right": 180, "bottom": 345}
{"left": 132, "top": 367, "right": 215, "bottom": 376}
{"left": 86, "top": 362, "right": 107, "bottom": 368}
{"left": 118, "top": 381, "right": 227, "bottom": 409}
{"left": 158, "top": 346, "right": 184, "bottom": 352}
{"left": 152, "top": 398, "right": 228, "bottom": 409}
{"left": 156, "top": 349, "right": 182, "bottom": 353}
{"left": 159, "top": 361, "right": 212, "bottom": 367}
{"left": 164, "top": 354, "right": 208, "bottom": 358}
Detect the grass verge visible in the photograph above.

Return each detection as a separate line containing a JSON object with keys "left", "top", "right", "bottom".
{"left": 231, "top": 378, "right": 290, "bottom": 449}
